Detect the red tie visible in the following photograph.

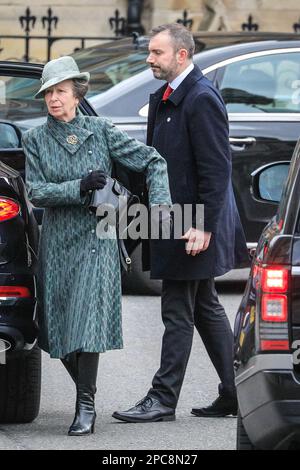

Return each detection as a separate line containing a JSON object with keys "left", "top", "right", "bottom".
{"left": 162, "top": 84, "right": 173, "bottom": 101}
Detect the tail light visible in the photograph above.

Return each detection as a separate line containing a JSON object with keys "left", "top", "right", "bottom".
{"left": 261, "top": 294, "right": 288, "bottom": 322}
{"left": 259, "top": 266, "right": 290, "bottom": 351}
{"left": 262, "top": 268, "right": 288, "bottom": 293}
{"left": 0, "top": 286, "right": 31, "bottom": 298}
{"left": 0, "top": 197, "right": 20, "bottom": 222}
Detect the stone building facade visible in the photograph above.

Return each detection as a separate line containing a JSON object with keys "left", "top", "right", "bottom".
{"left": 0, "top": 0, "right": 299, "bottom": 62}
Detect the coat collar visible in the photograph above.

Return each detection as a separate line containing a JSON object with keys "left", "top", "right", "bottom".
{"left": 149, "top": 64, "right": 204, "bottom": 107}
{"left": 47, "top": 112, "right": 94, "bottom": 155}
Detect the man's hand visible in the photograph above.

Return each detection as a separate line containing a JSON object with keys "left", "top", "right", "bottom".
{"left": 181, "top": 228, "right": 211, "bottom": 256}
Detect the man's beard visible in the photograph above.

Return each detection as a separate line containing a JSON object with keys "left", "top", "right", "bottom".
{"left": 151, "top": 66, "right": 169, "bottom": 80}
{"left": 150, "top": 60, "right": 179, "bottom": 82}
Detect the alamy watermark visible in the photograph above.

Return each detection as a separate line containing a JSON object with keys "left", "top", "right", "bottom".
{"left": 95, "top": 200, "right": 204, "bottom": 240}
{"left": 292, "top": 80, "right": 300, "bottom": 105}
{"left": 0, "top": 339, "right": 11, "bottom": 365}
{"left": 292, "top": 340, "right": 300, "bottom": 365}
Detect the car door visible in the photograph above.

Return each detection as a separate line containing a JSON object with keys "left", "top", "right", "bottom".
{"left": 212, "top": 48, "right": 300, "bottom": 246}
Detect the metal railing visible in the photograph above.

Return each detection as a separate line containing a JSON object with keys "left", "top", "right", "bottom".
{"left": 0, "top": 7, "right": 135, "bottom": 62}
{"left": 3, "top": 6, "right": 297, "bottom": 63}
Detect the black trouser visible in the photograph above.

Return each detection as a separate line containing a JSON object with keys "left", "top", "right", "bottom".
{"left": 147, "top": 278, "right": 236, "bottom": 409}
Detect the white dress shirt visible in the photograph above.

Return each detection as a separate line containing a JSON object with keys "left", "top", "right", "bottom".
{"left": 169, "top": 63, "right": 195, "bottom": 91}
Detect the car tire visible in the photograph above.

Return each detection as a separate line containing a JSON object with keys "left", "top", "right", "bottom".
{"left": 122, "top": 243, "right": 162, "bottom": 295}
{"left": 0, "top": 345, "right": 41, "bottom": 423}
{"left": 236, "top": 409, "right": 256, "bottom": 450}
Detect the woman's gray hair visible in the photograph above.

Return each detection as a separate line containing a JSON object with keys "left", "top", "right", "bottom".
{"left": 150, "top": 23, "right": 195, "bottom": 59}
{"left": 72, "top": 78, "right": 89, "bottom": 101}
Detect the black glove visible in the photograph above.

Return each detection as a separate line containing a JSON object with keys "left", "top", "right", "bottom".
{"left": 80, "top": 170, "right": 107, "bottom": 196}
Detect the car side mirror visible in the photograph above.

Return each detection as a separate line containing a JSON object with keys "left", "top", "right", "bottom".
{"left": 251, "top": 161, "right": 290, "bottom": 204}
{"left": 0, "top": 121, "right": 22, "bottom": 150}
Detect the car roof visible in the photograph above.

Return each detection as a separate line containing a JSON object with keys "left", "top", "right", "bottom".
{"left": 71, "top": 32, "right": 300, "bottom": 57}
{"left": 1, "top": 37, "right": 299, "bottom": 72}
{"left": 194, "top": 39, "right": 300, "bottom": 67}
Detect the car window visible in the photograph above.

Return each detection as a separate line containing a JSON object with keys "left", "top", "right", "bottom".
{"left": 72, "top": 46, "right": 149, "bottom": 98}
{"left": 0, "top": 75, "right": 48, "bottom": 132}
{"left": 218, "top": 52, "right": 300, "bottom": 113}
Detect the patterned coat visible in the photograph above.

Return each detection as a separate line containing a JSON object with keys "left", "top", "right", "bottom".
{"left": 22, "top": 113, "right": 171, "bottom": 359}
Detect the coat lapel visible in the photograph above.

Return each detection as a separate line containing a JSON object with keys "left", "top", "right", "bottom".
{"left": 168, "top": 65, "right": 204, "bottom": 107}
{"left": 147, "top": 66, "right": 204, "bottom": 144}
{"left": 47, "top": 113, "right": 94, "bottom": 155}
{"left": 147, "top": 84, "right": 166, "bottom": 145}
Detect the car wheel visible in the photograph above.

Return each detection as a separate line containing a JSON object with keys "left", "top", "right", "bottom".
{"left": 236, "top": 409, "right": 256, "bottom": 450}
{"left": 0, "top": 345, "right": 41, "bottom": 423}
{"left": 122, "top": 243, "right": 162, "bottom": 295}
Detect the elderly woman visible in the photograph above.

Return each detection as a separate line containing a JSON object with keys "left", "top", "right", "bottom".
{"left": 22, "top": 56, "right": 171, "bottom": 436}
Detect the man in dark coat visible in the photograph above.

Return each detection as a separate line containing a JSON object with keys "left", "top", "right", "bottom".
{"left": 113, "top": 23, "right": 249, "bottom": 423}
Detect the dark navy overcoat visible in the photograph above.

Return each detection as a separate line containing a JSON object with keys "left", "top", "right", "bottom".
{"left": 142, "top": 65, "right": 249, "bottom": 280}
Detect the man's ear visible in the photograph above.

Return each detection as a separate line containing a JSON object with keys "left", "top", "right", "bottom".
{"left": 176, "top": 48, "right": 189, "bottom": 64}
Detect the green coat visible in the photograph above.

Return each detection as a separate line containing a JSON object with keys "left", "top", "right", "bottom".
{"left": 22, "top": 113, "right": 171, "bottom": 359}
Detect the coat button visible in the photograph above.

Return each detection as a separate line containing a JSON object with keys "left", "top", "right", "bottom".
{"left": 88, "top": 150, "right": 92, "bottom": 155}
{"left": 167, "top": 117, "right": 171, "bottom": 122}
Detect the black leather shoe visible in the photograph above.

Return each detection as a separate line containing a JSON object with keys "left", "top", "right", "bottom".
{"left": 191, "top": 394, "right": 238, "bottom": 418}
{"left": 112, "top": 396, "right": 176, "bottom": 423}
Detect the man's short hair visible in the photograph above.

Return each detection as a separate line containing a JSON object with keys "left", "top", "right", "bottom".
{"left": 150, "top": 23, "right": 195, "bottom": 59}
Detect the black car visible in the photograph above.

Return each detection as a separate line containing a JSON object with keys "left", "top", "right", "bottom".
{"left": 0, "top": 121, "right": 40, "bottom": 423}
{"left": 234, "top": 140, "right": 300, "bottom": 450}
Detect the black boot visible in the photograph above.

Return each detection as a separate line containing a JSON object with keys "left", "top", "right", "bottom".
{"left": 61, "top": 352, "right": 78, "bottom": 384}
{"left": 68, "top": 352, "right": 99, "bottom": 436}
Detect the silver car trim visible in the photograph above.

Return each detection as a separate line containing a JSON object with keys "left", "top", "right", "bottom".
{"left": 117, "top": 124, "right": 146, "bottom": 131}
{"left": 292, "top": 267, "right": 300, "bottom": 276}
{"left": 202, "top": 47, "right": 300, "bottom": 75}
{"left": 228, "top": 113, "right": 300, "bottom": 122}
{"left": 247, "top": 242, "right": 257, "bottom": 249}
{"left": 235, "top": 354, "right": 296, "bottom": 386}
{"left": 139, "top": 110, "right": 300, "bottom": 123}
{"left": 0, "top": 297, "right": 19, "bottom": 305}
{"left": 229, "top": 137, "right": 256, "bottom": 145}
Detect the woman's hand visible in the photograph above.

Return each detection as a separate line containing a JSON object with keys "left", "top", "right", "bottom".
{"left": 80, "top": 170, "right": 107, "bottom": 195}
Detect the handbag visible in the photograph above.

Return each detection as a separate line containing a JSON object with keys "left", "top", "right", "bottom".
{"left": 87, "top": 175, "right": 140, "bottom": 272}
{"left": 87, "top": 175, "right": 139, "bottom": 219}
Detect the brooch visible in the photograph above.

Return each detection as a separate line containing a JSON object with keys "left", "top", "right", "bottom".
{"left": 66, "top": 134, "right": 78, "bottom": 145}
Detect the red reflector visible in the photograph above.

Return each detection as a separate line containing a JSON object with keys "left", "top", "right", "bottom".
{"left": 0, "top": 197, "right": 20, "bottom": 222}
{"left": 261, "top": 294, "right": 288, "bottom": 322}
{"left": 0, "top": 286, "right": 31, "bottom": 297}
{"left": 262, "top": 267, "right": 289, "bottom": 293}
{"left": 261, "top": 340, "right": 289, "bottom": 351}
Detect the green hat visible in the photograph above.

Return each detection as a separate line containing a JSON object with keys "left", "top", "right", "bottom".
{"left": 35, "top": 56, "right": 90, "bottom": 99}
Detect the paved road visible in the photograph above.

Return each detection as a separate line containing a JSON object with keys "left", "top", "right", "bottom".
{"left": 0, "top": 280, "right": 247, "bottom": 450}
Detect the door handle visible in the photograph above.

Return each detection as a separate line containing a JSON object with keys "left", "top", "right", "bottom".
{"left": 229, "top": 137, "right": 256, "bottom": 147}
